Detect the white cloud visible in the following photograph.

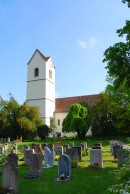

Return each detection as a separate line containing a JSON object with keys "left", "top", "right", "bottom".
{"left": 78, "top": 37, "right": 98, "bottom": 49}
{"left": 78, "top": 39, "right": 88, "bottom": 49}
{"left": 88, "top": 37, "right": 98, "bottom": 46}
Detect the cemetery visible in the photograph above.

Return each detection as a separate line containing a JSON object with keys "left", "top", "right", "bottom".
{"left": 0, "top": 138, "right": 129, "bottom": 194}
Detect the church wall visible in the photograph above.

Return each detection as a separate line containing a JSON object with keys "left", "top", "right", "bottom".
{"left": 54, "top": 112, "right": 77, "bottom": 137}
{"left": 26, "top": 80, "right": 46, "bottom": 100}
{"left": 27, "top": 52, "right": 46, "bottom": 81}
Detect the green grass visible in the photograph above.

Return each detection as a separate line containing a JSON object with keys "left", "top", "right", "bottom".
{"left": 0, "top": 138, "right": 127, "bottom": 194}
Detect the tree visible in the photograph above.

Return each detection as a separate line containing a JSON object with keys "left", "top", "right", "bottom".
{"left": 102, "top": 17, "right": 130, "bottom": 136}
{"left": 90, "top": 93, "right": 118, "bottom": 137}
{"left": 37, "top": 124, "right": 49, "bottom": 140}
{"left": 49, "top": 117, "right": 56, "bottom": 136}
{"left": 0, "top": 95, "right": 43, "bottom": 139}
{"left": 122, "top": 0, "right": 130, "bottom": 7}
{"left": 62, "top": 104, "right": 90, "bottom": 139}
{"left": 103, "top": 20, "right": 130, "bottom": 92}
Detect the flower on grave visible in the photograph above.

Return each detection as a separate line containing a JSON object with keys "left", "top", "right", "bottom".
{"left": 55, "top": 155, "right": 60, "bottom": 161}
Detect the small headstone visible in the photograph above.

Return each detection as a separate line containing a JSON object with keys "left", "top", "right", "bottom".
{"left": 7, "top": 153, "right": 18, "bottom": 175}
{"left": 90, "top": 149, "right": 103, "bottom": 168}
{"left": 113, "top": 144, "right": 122, "bottom": 158}
{"left": 24, "top": 150, "right": 33, "bottom": 165}
{"left": 66, "top": 146, "right": 82, "bottom": 162}
{"left": 2, "top": 163, "right": 18, "bottom": 194}
{"left": 30, "top": 153, "right": 43, "bottom": 176}
{"left": 43, "top": 146, "right": 55, "bottom": 168}
{"left": 7, "top": 137, "right": 10, "bottom": 143}
{"left": 54, "top": 146, "right": 63, "bottom": 156}
{"left": 58, "top": 154, "right": 71, "bottom": 177}
{"left": 117, "top": 148, "right": 130, "bottom": 167}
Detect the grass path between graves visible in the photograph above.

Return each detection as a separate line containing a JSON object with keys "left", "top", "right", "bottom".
{"left": 1, "top": 138, "right": 130, "bottom": 194}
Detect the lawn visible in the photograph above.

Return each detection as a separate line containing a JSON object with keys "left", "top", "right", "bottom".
{"left": 0, "top": 138, "right": 128, "bottom": 194}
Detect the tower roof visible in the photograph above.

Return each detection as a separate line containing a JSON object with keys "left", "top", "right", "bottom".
{"left": 27, "top": 49, "right": 50, "bottom": 65}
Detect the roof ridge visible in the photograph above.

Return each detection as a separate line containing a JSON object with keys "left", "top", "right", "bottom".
{"left": 27, "top": 49, "right": 50, "bottom": 65}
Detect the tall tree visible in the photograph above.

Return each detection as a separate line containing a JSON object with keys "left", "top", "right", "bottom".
{"left": 103, "top": 20, "right": 130, "bottom": 92}
{"left": 0, "top": 95, "right": 43, "bottom": 139}
{"left": 90, "top": 93, "right": 118, "bottom": 137}
{"left": 62, "top": 104, "right": 90, "bottom": 139}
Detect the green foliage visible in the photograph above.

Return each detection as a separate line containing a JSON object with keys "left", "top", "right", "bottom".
{"left": 90, "top": 93, "right": 118, "bottom": 137}
{"left": 37, "top": 124, "right": 50, "bottom": 140}
{"left": 62, "top": 104, "right": 90, "bottom": 139}
{"left": 71, "top": 160, "right": 78, "bottom": 168}
{"left": 0, "top": 95, "right": 43, "bottom": 140}
{"left": 103, "top": 20, "right": 130, "bottom": 91}
{"left": 49, "top": 117, "right": 56, "bottom": 135}
{"left": 82, "top": 148, "right": 88, "bottom": 156}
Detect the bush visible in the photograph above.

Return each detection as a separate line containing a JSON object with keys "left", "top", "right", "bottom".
{"left": 37, "top": 124, "right": 49, "bottom": 140}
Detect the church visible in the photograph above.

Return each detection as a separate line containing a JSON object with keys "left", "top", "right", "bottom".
{"left": 26, "top": 49, "right": 99, "bottom": 137}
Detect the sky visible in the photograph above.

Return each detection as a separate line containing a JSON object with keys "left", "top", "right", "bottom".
{"left": 0, "top": 0, "right": 130, "bottom": 104}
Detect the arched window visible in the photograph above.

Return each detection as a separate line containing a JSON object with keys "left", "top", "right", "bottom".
{"left": 49, "top": 70, "right": 52, "bottom": 79}
{"left": 34, "top": 68, "right": 39, "bottom": 77}
{"left": 58, "top": 119, "right": 60, "bottom": 126}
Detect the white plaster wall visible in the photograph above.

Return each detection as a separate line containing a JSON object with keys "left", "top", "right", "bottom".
{"left": 26, "top": 80, "right": 46, "bottom": 100}
{"left": 27, "top": 52, "right": 46, "bottom": 81}
{"left": 26, "top": 99, "right": 45, "bottom": 117}
{"left": 26, "top": 50, "right": 55, "bottom": 126}
{"left": 54, "top": 112, "right": 77, "bottom": 137}
{"left": 54, "top": 112, "right": 91, "bottom": 137}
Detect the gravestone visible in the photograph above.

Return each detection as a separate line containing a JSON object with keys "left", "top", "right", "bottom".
{"left": 90, "top": 149, "right": 103, "bottom": 168}
{"left": 66, "top": 146, "right": 82, "bottom": 162}
{"left": 24, "top": 149, "right": 33, "bottom": 165}
{"left": 30, "top": 153, "right": 43, "bottom": 176}
{"left": 117, "top": 148, "right": 130, "bottom": 167}
{"left": 113, "top": 144, "right": 122, "bottom": 158}
{"left": 54, "top": 146, "right": 63, "bottom": 156}
{"left": 7, "top": 153, "right": 18, "bottom": 175}
{"left": 7, "top": 137, "right": 10, "bottom": 143}
{"left": 35, "top": 144, "right": 44, "bottom": 155}
{"left": 2, "top": 163, "right": 18, "bottom": 194}
{"left": 110, "top": 140, "right": 118, "bottom": 154}
{"left": 12, "top": 144, "right": 17, "bottom": 154}
{"left": 47, "top": 144, "right": 54, "bottom": 152}
{"left": 58, "top": 154, "right": 71, "bottom": 178}
{"left": 43, "top": 146, "right": 55, "bottom": 167}
{"left": 0, "top": 146, "right": 4, "bottom": 154}
{"left": 67, "top": 142, "right": 74, "bottom": 147}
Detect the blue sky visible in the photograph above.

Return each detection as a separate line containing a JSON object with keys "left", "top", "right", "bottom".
{"left": 0, "top": 0, "right": 130, "bottom": 104}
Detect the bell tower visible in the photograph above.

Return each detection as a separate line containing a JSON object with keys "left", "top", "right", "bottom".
{"left": 26, "top": 49, "right": 55, "bottom": 126}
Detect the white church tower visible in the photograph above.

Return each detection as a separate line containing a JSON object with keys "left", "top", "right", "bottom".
{"left": 26, "top": 49, "right": 55, "bottom": 126}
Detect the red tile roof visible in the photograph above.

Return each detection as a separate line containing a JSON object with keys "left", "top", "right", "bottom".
{"left": 55, "top": 94, "right": 100, "bottom": 113}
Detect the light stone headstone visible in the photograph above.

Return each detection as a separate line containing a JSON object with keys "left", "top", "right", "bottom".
{"left": 7, "top": 137, "right": 10, "bottom": 143}
{"left": 2, "top": 163, "right": 18, "bottom": 194}
{"left": 58, "top": 154, "right": 71, "bottom": 178}
{"left": 44, "top": 146, "right": 55, "bottom": 167}
{"left": 90, "top": 149, "right": 103, "bottom": 168}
